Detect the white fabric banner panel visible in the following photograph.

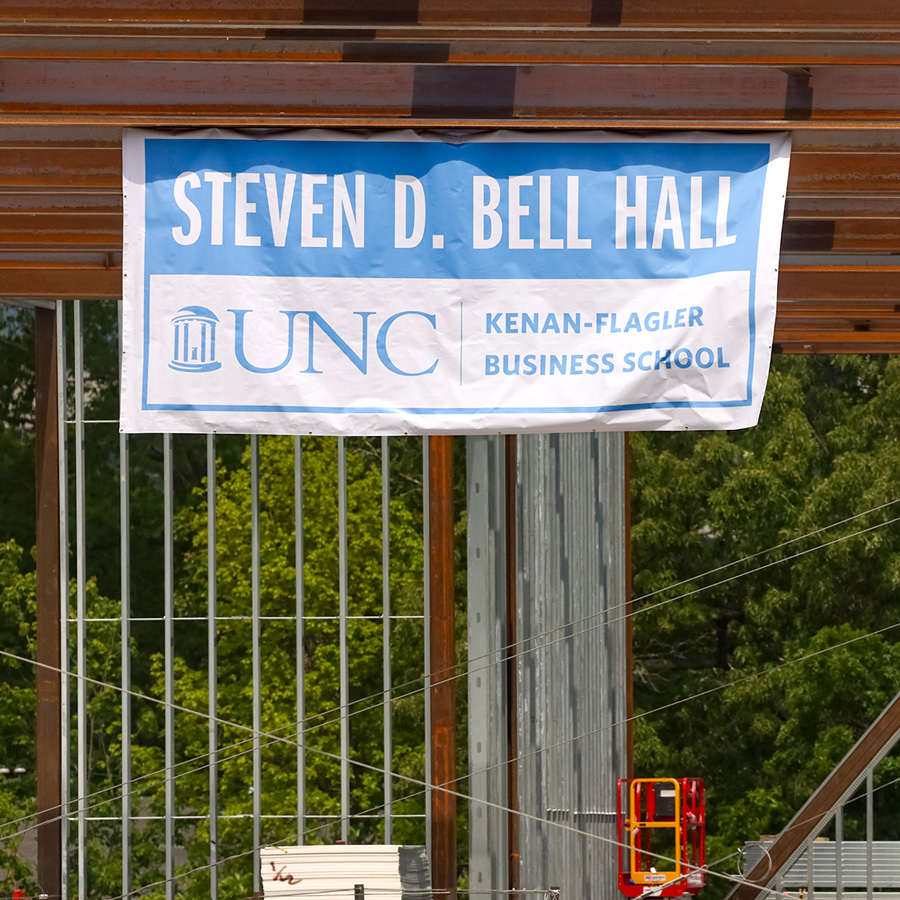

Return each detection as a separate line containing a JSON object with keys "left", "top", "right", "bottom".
{"left": 121, "top": 129, "right": 790, "bottom": 435}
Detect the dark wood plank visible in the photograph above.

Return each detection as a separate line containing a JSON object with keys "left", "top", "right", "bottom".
{"left": 8, "top": 60, "right": 900, "bottom": 123}
{"left": 7, "top": 0, "right": 900, "bottom": 27}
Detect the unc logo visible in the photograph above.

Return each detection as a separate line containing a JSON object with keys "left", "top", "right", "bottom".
{"left": 169, "top": 306, "right": 222, "bottom": 372}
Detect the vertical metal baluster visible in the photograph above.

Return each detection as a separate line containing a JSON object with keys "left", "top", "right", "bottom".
{"left": 382, "top": 436, "right": 392, "bottom": 843}
{"left": 58, "top": 301, "right": 69, "bottom": 900}
{"left": 338, "top": 437, "right": 350, "bottom": 843}
{"left": 867, "top": 771, "right": 874, "bottom": 900}
{"left": 74, "top": 301, "right": 88, "bottom": 900}
{"left": 295, "top": 437, "right": 306, "bottom": 843}
{"left": 164, "top": 434, "right": 175, "bottom": 900}
{"left": 835, "top": 805, "right": 843, "bottom": 900}
{"left": 423, "top": 436, "right": 432, "bottom": 856}
{"left": 808, "top": 836, "right": 815, "bottom": 900}
{"left": 119, "top": 303, "right": 132, "bottom": 900}
{"left": 251, "top": 436, "right": 262, "bottom": 892}
{"left": 207, "top": 435, "right": 218, "bottom": 899}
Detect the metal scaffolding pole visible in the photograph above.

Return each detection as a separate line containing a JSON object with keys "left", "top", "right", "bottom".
{"left": 74, "top": 301, "right": 88, "bottom": 900}
{"left": 429, "top": 435, "right": 456, "bottom": 900}
{"left": 207, "top": 434, "right": 219, "bottom": 898}
{"left": 35, "top": 304, "right": 62, "bottom": 900}
{"left": 382, "top": 436, "right": 393, "bottom": 843}
{"left": 338, "top": 437, "right": 350, "bottom": 843}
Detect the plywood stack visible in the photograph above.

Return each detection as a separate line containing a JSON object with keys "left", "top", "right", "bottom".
{"left": 261, "top": 845, "right": 432, "bottom": 900}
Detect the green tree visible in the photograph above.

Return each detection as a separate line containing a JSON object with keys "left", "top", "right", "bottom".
{"left": 163, "top": 435, "right": 428, "bottom": 900}
{"left": 631, "top": 355, "right": 900, "bottom": 897}
{"left": 0, "top": 541, "right": 39, "bottom": 899}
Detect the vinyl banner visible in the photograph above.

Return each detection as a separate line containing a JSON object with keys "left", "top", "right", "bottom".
{"left": 121, "top": 129, "right": 790, "bottom": 435}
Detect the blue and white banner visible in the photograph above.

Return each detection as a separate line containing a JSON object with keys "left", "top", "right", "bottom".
{"left": 121, "top": 129, "right": 790, "bottom": 435}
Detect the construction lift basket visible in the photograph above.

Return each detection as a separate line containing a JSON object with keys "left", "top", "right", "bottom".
{"left": 617, "top": 777, "right": 706, "bottom": 897}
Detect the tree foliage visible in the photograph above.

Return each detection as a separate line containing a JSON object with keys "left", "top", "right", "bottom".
{"left": 161, "top": 435, "right": 428, "bottom": 900}
{"left": 8, "top": 300, "right": 900, "bottom": 900}
{"left": 631, "top": 355, "right": 900, "bottom": 895}
{"left": 0, "top": 541, "right": 39, "bottom": 898}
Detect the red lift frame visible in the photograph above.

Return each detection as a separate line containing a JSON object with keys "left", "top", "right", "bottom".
{"left": 617, "top": 778, "right": 706, "bottom": 898}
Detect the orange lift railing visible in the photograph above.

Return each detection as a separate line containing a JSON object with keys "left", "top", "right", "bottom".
{"left": 618, "top": 778, "right": 706, "bottom": 898}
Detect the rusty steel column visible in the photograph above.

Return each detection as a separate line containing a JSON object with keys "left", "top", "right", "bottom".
{"left": 504, "top": 434, "right": 520, "bottom": 894}
{"left": 428, "top": 435, "right": 457, "bottom": 900}
{"left": 34, "top": 304, "right": 62, "bottom": 900}
{"left": 624, "top": 433, "right": 634, "bottom": 779}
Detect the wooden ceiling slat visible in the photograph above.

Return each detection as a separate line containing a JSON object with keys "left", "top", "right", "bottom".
{"left": 775, "top": 341, "right": 900, "bottom": 353}
{"left": 1, "top": 11, "right": 899, "bottom": 352}
{"left": 5, "top": 130, "right": 900, "bottom": 151}
{"left": 7, "top": 0, "right": 900, "bottom": 27}
{"left": 10, "top": 60, "right": 900, "bottom": 123}
{"left": 776, "top": 303, "right": 900, "bottom": 317}
{"left": 786, "top": 198, "right": 900, "bottom": 220}
{"left": 779, "top": 268, "right": 900, "bottom": 301}
{"left": 773, "top": 332, "right": 900, "bottom": 344}
{"left": 776, "top": 320, "right": 900, "bottom": 332}
{"left": 3, "top": 126, "right": 884, "bottom": 153}
{"left": 0, "top": 148, "right": 121, "bottom": 188}
{"left": 7, "top": 33, "right": 900, "bottom": 66}
{"left": 1, "top": 259, "right": 897, "bottom": 301}
{"left": 0, "top": 262, "right": 121, "bottom": 298}
{"left": 1, "top": 259, "right": 899, "bottom": 352}
{"left": 4, "top": 138, "right": 900, "bottom": 198}
{"left": 1, "top": 60, "right": 421, "bottom": 116}
{"left": 0, "top": 194, "right": 121, "bottom": 213}
{"left": 789, "top": 153, "right": 900, "bottom": 194}
{"left": 782, "top": 220, "right": 900, "bottom": 254}
{"left": 0, "top": 213, "right": 121, "bottom": 249}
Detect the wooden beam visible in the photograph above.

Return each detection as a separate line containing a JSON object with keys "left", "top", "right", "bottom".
{"left": 6, "top": 0, "right": 900, "bottom": 27}
{"left": 0, "top": 147, "right": 121, "bottom": 188}
{"left": 11, "top": 30, "right": 900, "bottom": 66}
{"left": 7, "top": 59, "right": 900, "bottom": 125}
{"left": 0, "top": 261, "right": 122, "bottom": 299}
{"left": 774, "top": 330, "right": 900, "bottom": 344}
{"left": 0, "top": 213, "right": 122, "bottom": 250}
{"left": 9, "top": 139, "right": 900, "bottom": 201}
{"left": 779, "top": 267, "right": 900, "bottom": 301}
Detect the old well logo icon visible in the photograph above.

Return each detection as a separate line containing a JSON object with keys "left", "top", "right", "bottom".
{"left": 169, "top": 306, "right": 222, "bottom": 372}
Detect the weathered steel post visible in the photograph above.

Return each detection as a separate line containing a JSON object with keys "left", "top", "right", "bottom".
{"left": 35, "top": 304, "right": 62, "bottom": 900}
{"left": 429, "top": 435, "right": 457, "bottom": 900}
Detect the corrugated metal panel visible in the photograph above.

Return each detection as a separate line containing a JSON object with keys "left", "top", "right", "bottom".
{"left": 466, "top": 435, "right": 509, "bottom": 896}
{"left": 516, "top": 432, "right": 628, "bottom": 898}
{"left": 744, "top": 841, "right": 900, "bottom": 888}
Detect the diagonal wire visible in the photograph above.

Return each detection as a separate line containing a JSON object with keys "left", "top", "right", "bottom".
{"left": 4, "top": 496, "right": 897, "bottom": 895}
{"left": 215, "top": 502, "right": 900, "bottom": 750}
{"left": 270, "top": 496, "right": 900, "bottom": 736}
{"left": 5, "top": 513, "right": 900, "bottom": 854}
{"left": 4, "top": 615, "right": 899, "bottom": 854}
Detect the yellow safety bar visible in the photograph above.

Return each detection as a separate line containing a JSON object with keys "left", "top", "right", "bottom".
{"left": 626, "top": 778, "right": 682, "bottom": 886}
